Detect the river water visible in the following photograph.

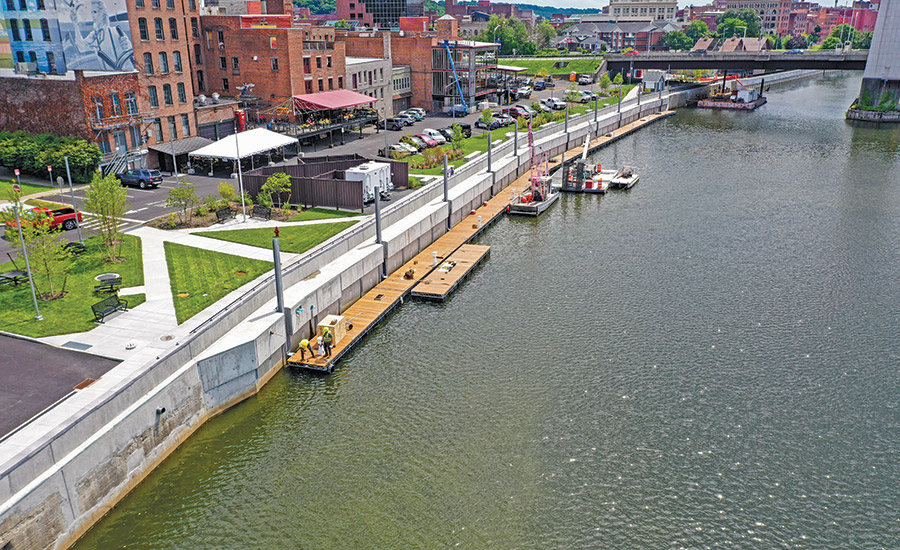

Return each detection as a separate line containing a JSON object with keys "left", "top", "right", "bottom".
{"left": 74, "top": 74, "right": 900, "bottom": 549}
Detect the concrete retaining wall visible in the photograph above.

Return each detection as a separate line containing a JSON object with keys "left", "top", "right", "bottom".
{"left": 1, "top": 70, "right": 827, "bottom": 549}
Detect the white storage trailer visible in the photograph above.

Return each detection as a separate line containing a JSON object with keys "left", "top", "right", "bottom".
{"left": 344, "top": 162, "right": 392, "bottom": 203}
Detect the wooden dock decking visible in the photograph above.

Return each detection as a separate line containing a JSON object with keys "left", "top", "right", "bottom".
{"left": 410, "top": 244, "right": 491, "bottom": 302}
{"left": 287, "top": 109, "right": 675, "bottom": 373}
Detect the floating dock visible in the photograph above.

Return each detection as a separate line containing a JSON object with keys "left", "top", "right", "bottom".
{"left": 287, "top": 110, "right": 676, "bottom": 374}
{"left": 697, "top": 97, "right": 767, "bottom": 110}
{"left": 410, "top": 244, "right": 490, "bottom": 302}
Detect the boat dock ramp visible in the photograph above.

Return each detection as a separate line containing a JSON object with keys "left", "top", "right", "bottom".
{"left": 288, "top": 110, "right": 675, "bottom": 373}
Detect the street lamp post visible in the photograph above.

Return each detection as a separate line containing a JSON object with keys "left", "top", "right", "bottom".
{"left": 234, "top": 131, "right": 247, "bottom": 222}
{"left": 13, "top": 204, "right": 42, "bottom": 321}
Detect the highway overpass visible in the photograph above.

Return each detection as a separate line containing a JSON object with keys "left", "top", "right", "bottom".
{"left": 605, "top": 51, "right": 868, "bottom": 72}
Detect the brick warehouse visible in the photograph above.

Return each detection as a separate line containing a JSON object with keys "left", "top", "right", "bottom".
{"left": 198, "top": 14, "right": 347, "bottom": 117}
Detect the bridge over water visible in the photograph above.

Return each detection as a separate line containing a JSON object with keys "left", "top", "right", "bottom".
{"left": 605, "top": 51, "right": 868, "bottom": 73}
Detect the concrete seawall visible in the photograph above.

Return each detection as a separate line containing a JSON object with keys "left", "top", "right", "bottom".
{"left": 0, "top": 70, "right": 832, "bottom": 549}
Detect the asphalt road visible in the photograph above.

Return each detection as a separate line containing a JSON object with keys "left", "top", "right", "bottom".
{"left": 0, "top": 334, "right": 120, "bottom": 438}
{"left": 0, "top": 81, "right": 595, "bottom": 259}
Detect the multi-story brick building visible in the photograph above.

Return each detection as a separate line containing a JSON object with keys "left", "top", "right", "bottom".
{"left": 198, "top": 12, "right": 347, "bottom": 116}
{"left": 711, "top": 0, "right": 794, "bottom": 35}
{"left": 0, "top": 0, "right": 235, "bottom": 170}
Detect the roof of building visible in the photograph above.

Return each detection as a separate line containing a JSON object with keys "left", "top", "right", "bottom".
{"left": 189, "top": 129, "right": 297, "bottom": 160}
{"left": 436, "top": 14, "right": 457, "bottom": 20}
{"left": 147, "top": 136, "right": 213, "bottom": 156}
{"left": 292, "top": 89, "right": 377, "bottom": 110}
{"left": 346, "top": 56, "right": 388, "bottom": 65}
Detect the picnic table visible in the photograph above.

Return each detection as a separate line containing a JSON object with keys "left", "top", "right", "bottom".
{"left": 0, "top": 270, "right": 28, "bottom": 287}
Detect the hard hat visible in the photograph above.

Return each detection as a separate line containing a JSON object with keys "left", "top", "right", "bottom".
{"left": 300, "top": 339, "right": 309, "bottom": 347}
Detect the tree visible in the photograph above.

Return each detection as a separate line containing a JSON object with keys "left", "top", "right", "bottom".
{"left": 333, "top": 20, "right": 350, "bottom": 29}
{"left": 820, "top": 36, "right": 841, "bottom": 50}
{"left": 716, "top": 9, "right": 760, "bottom": 37}
{"left": 218, "top": 181, "right": 238, "bottom": 204}
{"left": 564, "top": 82, "right": 581, "bottom": 103}
{"left": 477, "top": 15, "right": 536, "bottom": 55}
{"left": 82, "top": 171, "right": 128, "bottom": 262}
{"left": 774, "top": 35, "right": 784, "bottom": 50}
{"left": 718, "top": 18, "right": 748, "bottom": 40}
{"left": 480, "top": 108, "right": 494, "bottom": 132}
{"left": 166, "top": 179, "right": 199, "bottom": 225}
{"left": 533, "top": 20, "right": 557, "bottom": 49}
{"left": 661, "top": 30, "right": 693, "bottom": 51}
{"left": 599, "top": 72, "right": 612, "bottom": 95}
{"left": 684, "top": 20, "right": 709, "bottom": 42}
{"left": 261, "top": 172, "right": 292, "bottom": 208}
{"left": 450, "top": 124, "right": 465, "bottom": 151}
{"left": 613, "top": 72, "right": 624, "bottom": 101}
{"left": 785, "top": 35, "right": 807, "bottom": 50}
{"left": 12, "top": 210, "right": 71, "bottom": 300}
{"left": 853, "top": 31, "right": 873, "bottom": 50}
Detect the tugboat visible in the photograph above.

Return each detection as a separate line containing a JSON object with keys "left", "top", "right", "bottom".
{"left": 508, "top": 121, "right": 560, "bottom": 216}
{"left": 562, "top": 137, "right": 617, "bottom": 194}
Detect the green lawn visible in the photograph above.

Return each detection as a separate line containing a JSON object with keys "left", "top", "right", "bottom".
{"left": 0, "top": 234, "right": 145, "bottom": 337}
{"left": 288, "top": 207, "right": 367, "bottom": 222}
{"left": 164, "top": 242, "right": 273, "bottom": 325}
{"left": 0, "top": 179, "right": 53, "bottom": 198}
{"left": 505, "top": 58, "right": 604, "bottom": 76}
{"left": 197, "top": 220, "right": 358, "bottom": 254}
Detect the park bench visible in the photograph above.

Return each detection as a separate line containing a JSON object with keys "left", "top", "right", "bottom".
{"left": 93, "top": 276, "right": 122, "bottom": 293}
{"left": 215, "top": 207, "right": 235, "bottom": 223}
{"left": 251, "top": 205, "right": 272, "bottom": 220}
{"left": 91, "top": 294, "right": 128, "bottom": 323}
{"left": 65, "top": 242, "right": 87, "bottom": 255}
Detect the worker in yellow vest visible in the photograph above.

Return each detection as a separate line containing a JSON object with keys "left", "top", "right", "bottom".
{"left": 322, "top": 328, "right": 333, "bottom": 357}
{"left": 299, "top": 339, "right": 311, "bottom": 360}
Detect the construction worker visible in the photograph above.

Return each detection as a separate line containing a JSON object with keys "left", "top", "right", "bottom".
{"left": 322, "top": 328, "right": 333, "bottom": 357}
{"left": 299, "top": 339, "right": 311, "bottom": 361}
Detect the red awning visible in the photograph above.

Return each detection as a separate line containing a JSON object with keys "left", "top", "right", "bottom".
{"left": 292, "top": 90, "right": 377, "bottom": 111}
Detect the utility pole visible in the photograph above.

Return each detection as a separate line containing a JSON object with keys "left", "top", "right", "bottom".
{"left": 235, "top": 131, "right": 247, "bottom": 222}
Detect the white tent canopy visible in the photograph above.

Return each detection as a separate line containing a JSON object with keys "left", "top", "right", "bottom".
{"left": 188, "top": 128, "right": 298, "bottom": 160}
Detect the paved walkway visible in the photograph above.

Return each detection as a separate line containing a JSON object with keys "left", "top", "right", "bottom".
{"left": 39, "top": 214, "right": 368, "bottom": 360}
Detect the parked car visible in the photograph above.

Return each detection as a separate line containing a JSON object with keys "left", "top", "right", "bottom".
{"left": 402, "top": 135, "right": 427, "bottom": 150}
{"left": 786, "top": 48, "right": 804, "bottom": 54}
{"left": 624, "top": 49, "right": 640, "bottom": 56}
{"left": 516, "top": 86, "right": 532, "bottom": 98}
{"left": 532, "top": 80, "right": 546, "bottom": 91}
{"left": 448, "top": 104, "right": 468, "bottom": 117}
{"left": 505, "top": 105, "right": 532, "bottom": 119}
{"left": 406, "top": 107, "right": 426, "bottom": 118}
{"left": 118, "top": 168, "right": 163, "bottom": 189}
{"left": 495, "top": 113, "right": 515, "bottom": 126}
{"left": 5, "top": 206, "right": 83, "bottom": 231}
{"left": 689, "top": 48, "right": 707, "bottom": 56}
{"left": 399, "top": 109, "right": 424, "bottom": 121}
{"left": 421, "top": 128, "right": 448, "bottom": 145}
{"left": 579, "top": 91, "right": 598, "bottom": 103}
{"left": 395, "top": 113, "right": 416, "bottom": 126}
{"left": 376, "top": 118, "right": 404, "bottom": 131}
{"left": 415, "top": 134, "right": 439, "bottom": 148}
{"left": 543, "top": 97, "right": 567, "bottom": 110}
{"left": 475, "top": 118, "right": 501, "bottom": 130}
{"left": 439, "top": 122, "right": 472, "bottom": 140}
{"left": 578, "top": 74, "right": 593, "bottom": 85}
{"left": 378, "top": 143, "right": 419, "bottom": 158}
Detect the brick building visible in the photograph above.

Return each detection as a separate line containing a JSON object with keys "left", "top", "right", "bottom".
{"left": 198, "top": 13, "right": 347, "bottom": 118}
{"left": 444, "top": 0, "right": 535, "bottom": 26}
{"left": 0, "top": 0, "right": 235, "bottom": 170}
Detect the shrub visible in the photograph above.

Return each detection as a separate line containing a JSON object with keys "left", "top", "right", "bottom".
{"left": 203, "top": 194, "right": 220, "bottom": 211}
{"left": 218, "top": 181, "right": 238, "bottom": 203}
{"left": 166, "top": 212, "right": 177, "bottom": 229}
